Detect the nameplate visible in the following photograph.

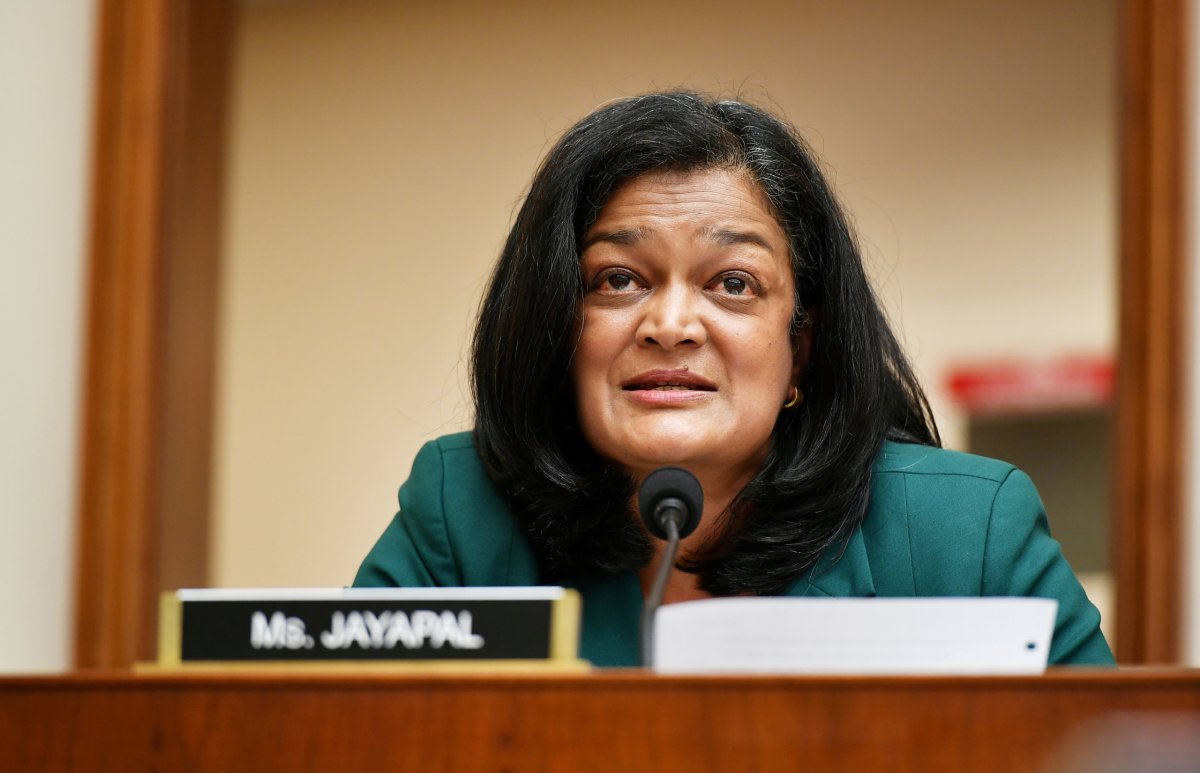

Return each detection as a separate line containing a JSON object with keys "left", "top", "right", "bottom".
{"left": 155, "top": 587, "right": 581, "bottom": 668}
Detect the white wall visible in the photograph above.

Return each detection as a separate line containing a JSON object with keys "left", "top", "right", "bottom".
{"left": 0, "top": 2, "right": 96, "bottom": 671}
{"left": 214, "top": 0, "right": 1115, "bottom": 588}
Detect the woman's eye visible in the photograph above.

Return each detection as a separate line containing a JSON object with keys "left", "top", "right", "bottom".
{"left": 711, "top": 273, "right": 756, "bottom": 297}
{"left": 593, "top": 271, "right": 640, "bottom": 293}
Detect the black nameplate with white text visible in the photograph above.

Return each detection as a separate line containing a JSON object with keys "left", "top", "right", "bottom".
{"left": 157, "top": 588, "right": 580, "bottom": 665}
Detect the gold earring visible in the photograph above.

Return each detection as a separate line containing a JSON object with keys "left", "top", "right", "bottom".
{"left": 783, "top": 385, "right": 803, "bottom": 409}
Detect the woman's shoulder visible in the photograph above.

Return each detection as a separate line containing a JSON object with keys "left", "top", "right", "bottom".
{"left": 423, "top": 430, "right": 479, "bottom": 456}
{"left": 868, "top": 440, "right": 1035, "bottom": 543}
{"left": 354, "top": 431, "right": 538, "bottom": 588}
{"left": 410, "top": 431, "right": 499, "bottom": 489}
{"left": 875, "top": 440, "right": 1016, "bottom": 483}
{"left": 865, "top": 441, "right": 1085, "bottom": 614}
{"left": 406, "top": 430, "right": 520, "bottom": 534}
{"left": 865, "top": 440, "right": 1043, "bottom": 592}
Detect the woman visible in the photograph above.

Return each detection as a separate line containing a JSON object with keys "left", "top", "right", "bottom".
{"left": 355, "top": 92, "right": 1113, "bottom": 666}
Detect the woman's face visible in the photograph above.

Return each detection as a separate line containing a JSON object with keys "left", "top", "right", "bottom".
{"left": 573, "top": 168, "right": 810, "bottom": 486}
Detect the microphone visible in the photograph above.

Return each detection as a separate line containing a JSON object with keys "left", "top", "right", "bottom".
{"left": 638, "top": 467, "right": 703, "bottom": 668}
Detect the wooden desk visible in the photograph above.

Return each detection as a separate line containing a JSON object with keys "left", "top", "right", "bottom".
{"left": 1, "top": 671, "right": 1197, "bottom": 771}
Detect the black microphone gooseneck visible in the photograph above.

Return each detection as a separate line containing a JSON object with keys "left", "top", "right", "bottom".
{"left": 638, "top": 467, "right": 703, "bottom": 668}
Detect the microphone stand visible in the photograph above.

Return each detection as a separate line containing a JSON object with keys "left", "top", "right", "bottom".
{"left": 640, "top": 514, "right": 681, "bottom": 668}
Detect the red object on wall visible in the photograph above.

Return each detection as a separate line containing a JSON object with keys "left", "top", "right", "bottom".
{"left": 944, "top": 355, "right": 1115, "bottom": 416}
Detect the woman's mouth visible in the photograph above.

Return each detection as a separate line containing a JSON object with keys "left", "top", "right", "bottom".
{"left": 622, "top": 369, "right": 717, "bottom": 390}
{"left": 621, "top": 370, "right": 717, "bottom": 403}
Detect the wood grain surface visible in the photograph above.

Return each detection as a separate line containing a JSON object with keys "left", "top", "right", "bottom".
{"left": 75, "top": 0, "right": 230, "bottom": 669}
{"left": 1, "top": 672, "right": 1197, "bottom": 772}
{"left": 1115, "top": 0, "right": 1188, "bottom": 664}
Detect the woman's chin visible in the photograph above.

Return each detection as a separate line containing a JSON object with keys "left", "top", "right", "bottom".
{"left": 585, "top": 413, "right": 770, "bottom": 479}
{"left": 611, "top": 433, "right": 721, "bottom": 475}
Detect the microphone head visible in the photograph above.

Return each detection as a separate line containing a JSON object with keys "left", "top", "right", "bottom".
{"left": 638, "top": 467, "right": 704, "bottom": 541}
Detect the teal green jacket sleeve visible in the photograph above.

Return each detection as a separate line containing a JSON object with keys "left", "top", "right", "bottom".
{"left": 982, "top": 469, "right": 1113, "bottom": 666}
{"left": 353, "top": 435, "right": 540, "bottom": 588}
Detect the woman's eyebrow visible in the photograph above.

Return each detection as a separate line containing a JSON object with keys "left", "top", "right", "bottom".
{"left": 580, "top": 226, "right": 651, "bottom": 250}
{"left": 700, "top": 225, "right": 775, "bottom": 252}
{"left": 582, "top": 225, "right": 774, "bottom": 251}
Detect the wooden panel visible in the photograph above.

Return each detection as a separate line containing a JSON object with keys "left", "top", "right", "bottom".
{"left": 1, "top": 673, "right": 1198, "bottom": 772}
{"left": 156, "top": 0, "right": 230, "bottom": 600}
{"left": 75, "top": 0, "right": 170, "bottom": 671}
{"left": 1114, "top": 0, "right": 1187, "bottom": 663}
{"left": 74, "top": 0, "right": 230, "bottom": 669}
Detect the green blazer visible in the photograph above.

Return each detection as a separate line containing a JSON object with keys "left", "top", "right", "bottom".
{"left": 354, "top": 432, "right": 1114, "bottom": 667}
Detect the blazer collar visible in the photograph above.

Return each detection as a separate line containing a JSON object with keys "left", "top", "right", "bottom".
{"left": 783, "top": 526, "right": 876, "bottom": 598}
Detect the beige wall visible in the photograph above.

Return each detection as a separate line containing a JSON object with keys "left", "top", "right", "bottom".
{"left": 0, "top": 1, "right": 96, "bottom": 670}
{"left": 214, "top": 0, "right": 1115, "bottom": 588}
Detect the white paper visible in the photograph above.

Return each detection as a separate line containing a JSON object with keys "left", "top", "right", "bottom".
{"left": 654, "top": 597, "right": 1057, "bottom": 675}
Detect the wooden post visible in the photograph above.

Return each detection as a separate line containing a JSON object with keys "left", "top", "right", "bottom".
{"left": 1114, "top": 0, "right": 1188, "bottom": 663}
{"left": 74, "top": 0, "right": 230, "bottom": 668}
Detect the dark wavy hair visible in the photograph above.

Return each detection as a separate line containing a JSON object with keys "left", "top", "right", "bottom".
{"left": 471, "top": 91, "right": 939, "bottom": 595}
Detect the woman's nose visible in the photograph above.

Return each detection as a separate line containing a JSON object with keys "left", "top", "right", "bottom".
{"left": 636, "top": 284, "right": 707, "bottom": 349}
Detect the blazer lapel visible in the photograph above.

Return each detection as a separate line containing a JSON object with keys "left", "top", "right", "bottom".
{"left": 783, "top": 527, "right": 876, "bottom": 598}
